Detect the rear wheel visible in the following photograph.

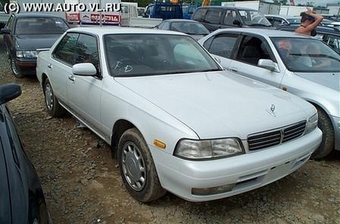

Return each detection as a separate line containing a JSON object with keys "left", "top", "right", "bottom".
{"left": 10, "top": 57, "right": 24, "bottom": 78}
{"left": 311, "top": 107, "right": 335, "bottom": 159}
{"left": 43, "top": 78, "right": 65, "bottom": 117}
{"left": 118, "top": 128, "right": 166, "bottom": 202}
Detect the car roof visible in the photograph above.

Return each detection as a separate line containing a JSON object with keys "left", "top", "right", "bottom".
{"left": 13, "top": 12, "right": 65, "bottom": 18}
{"left": 67, "top": 26, "right": 189, "bottom": 36}
{"left": 197, "top": 6, "right": 259, "bottom": 10}
{"left": 214, "top": 27, "right": 312, "bottom": 38}
{"left": 265, "top": 14, "right": 300, "bottom": 19}
{"left": 162, "top": 19, "right": 199, "bottom": 23}
{"left": 278, "top": 24, "right": 340, "bottom": 35}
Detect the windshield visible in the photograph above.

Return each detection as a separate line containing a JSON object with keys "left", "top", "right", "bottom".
{"left": 272, "top": 37, "right": 340, "bottom": 72}
{"left": 239, "top": 10, "right": 271, "bottom": 26}
{"left": 170, "top": 22, "right": 210, "bottom": 35}
{"left": 104, "top": 34, "right": 221, "bottom": 77}
{"left": 15, "top": 17, "right": 69, "bottom": 35}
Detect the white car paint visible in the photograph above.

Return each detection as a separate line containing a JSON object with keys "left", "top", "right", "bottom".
{"left": 36, "top": 27, "right": 321, "bottom": 202}
{"left": 198, "top": 28, "right": 340, "bottom": 158}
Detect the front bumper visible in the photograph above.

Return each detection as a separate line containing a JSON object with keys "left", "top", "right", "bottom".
{"left": 15, "top": 58, "right": 36, "bottom": 75}
{"left": 331, "top": 115, "right": 340, "bottom": 151}
{"left": 152, "top": 128, "right": 322, "bottom": 202}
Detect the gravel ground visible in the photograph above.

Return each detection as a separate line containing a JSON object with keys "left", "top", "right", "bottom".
{"left": 1, "top": 35, "right": 340, "bottom": 224}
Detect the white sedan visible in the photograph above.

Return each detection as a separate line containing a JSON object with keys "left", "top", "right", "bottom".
{"left": 36, "top": 27, "right": 321, "bottom": 203}
{"left": 198, "top": 28, "right": 340, "bottom": 160}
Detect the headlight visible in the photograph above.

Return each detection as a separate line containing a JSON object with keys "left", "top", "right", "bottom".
{"left": 305, "top": 113, "right": 318, "bottom": 135}
{"left": 174, "top": 138, "right": 244, "bottom": 160}
{"left": 16, "top": 50, "right": 38, "bottom": 58}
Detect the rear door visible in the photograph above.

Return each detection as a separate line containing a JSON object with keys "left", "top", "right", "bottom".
{"left": 50, "top": 32, "right": 79, "bottom": 105}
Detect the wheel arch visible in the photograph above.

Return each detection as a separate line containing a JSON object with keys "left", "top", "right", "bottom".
{"left": 111, "top": 119, "right": 137, "bottom": 158}
{"left": 40, "top": 73, "right": 48, "bottom": 91}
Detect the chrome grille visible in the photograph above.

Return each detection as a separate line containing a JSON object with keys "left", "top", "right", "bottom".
{"left": 248, "top": 121, "right": 306, "bottom": 151}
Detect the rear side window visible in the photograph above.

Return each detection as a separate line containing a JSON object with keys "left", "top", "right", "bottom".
{"left": 205, "top": 8, "right": 223, "bottom": 24}
{"left": 192, "top": 8, "right": 208, "bottom": 21}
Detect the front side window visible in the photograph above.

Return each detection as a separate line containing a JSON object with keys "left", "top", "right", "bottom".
{"left": 223, "top": 10, "right": 237, "bottom": 25}
{"left": 104, "top": 34, "right": 221, "bottom": 77}
{"left": 53, "top": 33, "right": 79, "bottom": 65}
{"left": 75, "top": 34, "right": 99, "bottom": 72}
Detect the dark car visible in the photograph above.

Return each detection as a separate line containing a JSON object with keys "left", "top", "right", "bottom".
{"left": 156, "top": 19, "right": 210, "bottom": 40}
{"left": 1, "top": 13, "right": 70, "bottom": 78}
{"left": 265, "top": 14, "right": 301, "bottom": 27}
{"left": 191, "top": 6, "right": 272, "bottom": 32}
{"left": 0, "top": 83, "right": 50, "bottom": 223}
{"left": 277, "top": 24, "right": 340, "bottom": 54}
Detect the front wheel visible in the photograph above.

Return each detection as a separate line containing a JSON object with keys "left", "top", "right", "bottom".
{"left": 311, "top": 107, "right": 335, "bottom": 159}
{"left": 10, "top": 57, "right": 24, "bottom": 78}
{"left": 118, "top": 128, "right": 166, "bottom": 202}
{"left": 43, "top": 78, "right": 65, "bottom": 117}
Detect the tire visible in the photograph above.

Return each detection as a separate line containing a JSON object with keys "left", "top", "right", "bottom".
{"left": 43, "top": 78, "right": 65, "bottom": 117}
{"left": 10, "top": 57, "right": 24, "bottom": 78}
{"left": 118, "top": 128, "right": 166, "bottom": 202}
{"left": 311, "top": 107, "right": 335, "bottom": 159}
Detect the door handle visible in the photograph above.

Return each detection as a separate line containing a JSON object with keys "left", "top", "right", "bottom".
{"left": 68, "top": 75, "right": 75, "bottom": 82}
{"left": 229, "top": 67, "right": 238, "bottom": 73}
{"left": 47, "top": 64, "right": 52, "bottom": 69}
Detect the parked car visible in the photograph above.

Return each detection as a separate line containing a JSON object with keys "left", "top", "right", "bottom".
{"left": 36, "top": 27, "right": 321, "bottom": 203}
{"left": 0, "top": 83, "right": 50, "bottom": 223}
{"left": 265, "top": 14, "right": 301, "bottom": 27}
{"left": 1, "top": 13, "right": 70, "bottom": 78}
{"left": 198, "top": 28, "right": 339, "bottom": 159}
{"left": 155, "top": 19, "right": 210, "bottom": 40}
{"left": 277, "top": 24, "right": 340, "bottom": 54}
{"left": 191, "top": 6, "right": 272, "bottom": 32}
{"left": 144, "top": 2, "right": 183, "bottom": 20}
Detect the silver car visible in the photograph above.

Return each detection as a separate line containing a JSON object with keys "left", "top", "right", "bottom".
{"left": 198, "top": 28, "right": 339, "bottom": 159}
{"left": 36, "top": 27, "right": 321, "bottom": 202}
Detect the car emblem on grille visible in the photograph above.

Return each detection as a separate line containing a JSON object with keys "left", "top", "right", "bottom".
{"left": 266, "top": 104, "right": 276, "bottom": 117}
{"left": 271, "top": 104, "right": 275, "bottom": 113}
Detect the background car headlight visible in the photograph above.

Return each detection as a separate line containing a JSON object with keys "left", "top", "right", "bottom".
{"left": 305, "top": 113, "right": 318, "bottom": 135}
{"left": 174, "top": 138, "right": 244, "bottom": 160}
{"left": 16, "top": 50, "right": 38, "bottom": 58}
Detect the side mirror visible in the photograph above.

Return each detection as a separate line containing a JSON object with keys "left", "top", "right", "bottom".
{"left": 0, "top": 83, "right": 22, "bottom": 105}
{"left": 1, "top": 28, "right": 11, "bottom": 34}
{"left": 258, "top": 59, "right": 278, "bottom": 72}
{"left": 233, "top": 20, "right": 242, "bottom": 27}
{"left": 72, "top": 63, "right": 97, "bottom": 76}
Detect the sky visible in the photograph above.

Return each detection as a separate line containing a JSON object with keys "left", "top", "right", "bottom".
{"left": 293, "top": 0, "right": 340, "bottom": 7}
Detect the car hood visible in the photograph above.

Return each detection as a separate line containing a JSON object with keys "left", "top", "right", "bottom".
{"left": 15, "top": 34, "right": 62, "bottom": 50}
{"left": 295, "top": 72, "right": 340, "bottom": 91}
{"left": 190, "top": 34, "right": 206, "bottom": 41}
{"left": 117, "top": 71, "right": 312, "bottom": 139}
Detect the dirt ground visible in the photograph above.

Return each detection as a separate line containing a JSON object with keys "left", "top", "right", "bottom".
{"left": 1, "top": 36, "right": 340, "bottom": 224}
